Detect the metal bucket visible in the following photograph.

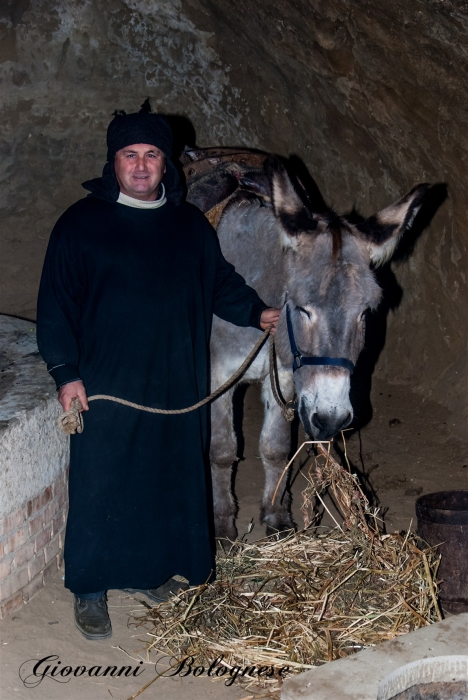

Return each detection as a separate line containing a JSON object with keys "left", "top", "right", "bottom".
{"left": 416, "top": 490, "right": 468, "bottom": 615}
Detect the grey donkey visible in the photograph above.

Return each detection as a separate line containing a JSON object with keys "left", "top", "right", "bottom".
{"left": 208, "top": 155, "right": 431, "bottom": 541}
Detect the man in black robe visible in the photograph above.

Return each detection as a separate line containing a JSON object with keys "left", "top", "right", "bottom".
{"left": 37, "top": 103, "right": 279, "bottom": 640}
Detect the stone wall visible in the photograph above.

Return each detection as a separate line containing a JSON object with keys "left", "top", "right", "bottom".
{"left": 183, "top": 0, "right": 468, "bottom": 429}
{"left": 0, "top": 316, "right": 69, "bottom": 618}
{"left": 1, "top": 1, "right": 466, "bottom": 425}
{"left": 0, "top": 0, "right": 253, "bottom": 319}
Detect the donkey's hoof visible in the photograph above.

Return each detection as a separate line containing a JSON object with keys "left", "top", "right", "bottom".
{"left": 262, "top": 512, "right": 296, "bottom": 539}
{"left": 265, "top": 524, "right": 296, "bottom": 539}
{"left": 214, "top": 521, "right": 238, "bottom": 543}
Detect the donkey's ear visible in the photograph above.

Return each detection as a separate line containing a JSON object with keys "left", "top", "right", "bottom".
{"left": 355, "top": 184, "right": 432, "bottom": 266}
{"left": 265, "top": 155, "right": 318, "bottom": 247}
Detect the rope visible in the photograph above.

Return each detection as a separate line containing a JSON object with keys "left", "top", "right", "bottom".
{"left": 58, "top": 327, "right": 272, "bottom": 434}
{"left": 56, "top": 193, "right": 299, "bottom": 435}
{"left": 268, "top": 338, "right": 296, "bottom": 422}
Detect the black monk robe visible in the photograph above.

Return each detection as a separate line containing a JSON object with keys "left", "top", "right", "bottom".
{"left": 37, "top": 196, "right": 267, "bottom": 594}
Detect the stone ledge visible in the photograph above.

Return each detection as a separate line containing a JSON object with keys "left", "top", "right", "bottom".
{"left": 281, "top": 614, "right": 468, "bottom": 700}
{"left": 0, "top": 315, "right": 70, "bottom": 618}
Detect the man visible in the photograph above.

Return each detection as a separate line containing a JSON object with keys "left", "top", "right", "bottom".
{"left": 36, "top": 101, "right": 280, "bottom": 640}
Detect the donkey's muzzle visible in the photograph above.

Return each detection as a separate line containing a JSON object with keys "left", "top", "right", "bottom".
{"left": 299, "top": 403, "right": 352, "bottom": 441}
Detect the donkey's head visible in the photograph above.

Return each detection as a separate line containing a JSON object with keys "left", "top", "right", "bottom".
{"left": 267, "top": 157, "right": 431, "bottom": 440}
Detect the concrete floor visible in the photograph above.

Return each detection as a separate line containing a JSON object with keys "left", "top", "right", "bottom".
{"left": 1, "top": 378, "right": 467, "bottom": 700}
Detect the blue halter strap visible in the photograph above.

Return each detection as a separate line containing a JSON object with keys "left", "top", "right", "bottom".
{"left": 285, "top": 304, "right": 355, "bottom": 374}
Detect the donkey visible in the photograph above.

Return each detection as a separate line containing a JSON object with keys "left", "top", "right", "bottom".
{"left": 200, "top": 155, "right": 430, "bottom": 541}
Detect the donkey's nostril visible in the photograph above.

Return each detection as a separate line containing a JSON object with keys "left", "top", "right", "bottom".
{"left": 311, "top": 413, "right": 325, "bottom": 432}
{"left": 311, "top": 411, "right": 352, "bottom": 439}
{"left": 341, "top": 411, "right": 352, "bottom": 429}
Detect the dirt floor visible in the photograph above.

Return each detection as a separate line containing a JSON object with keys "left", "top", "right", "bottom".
{"left": 235, "top": 377, "right": 468, "bottom": 539}
{"left": 1, "top": 378, "right": 467, "bottom": 700}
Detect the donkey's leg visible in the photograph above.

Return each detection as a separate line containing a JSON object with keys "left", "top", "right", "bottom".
{"left": 259, "top": 375, "right": 295, "bottom": 536}
{"left": 210, "top": 388, "right": 238, "bottom": 541}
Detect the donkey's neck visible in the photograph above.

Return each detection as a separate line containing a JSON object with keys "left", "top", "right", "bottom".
{"left": 216, "top": 198, "right": 287, "bottom": 308}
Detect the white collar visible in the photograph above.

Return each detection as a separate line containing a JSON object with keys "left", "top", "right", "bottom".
{"left": 117, "top": 183, "right": 167, "bottom": 209}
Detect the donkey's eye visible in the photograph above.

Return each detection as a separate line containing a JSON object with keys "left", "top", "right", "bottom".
{"left": 296, "top": 306, "right": 311, "bottom": 319}
{"left": 358, "top": 308, "right": 370, "bottom": 322}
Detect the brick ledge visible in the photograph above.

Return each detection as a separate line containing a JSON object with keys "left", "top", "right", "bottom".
{"left": 0, "top": 466, "right": 69, "bottom": 618}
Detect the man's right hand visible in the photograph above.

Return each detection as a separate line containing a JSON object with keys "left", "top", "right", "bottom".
{"left": 58, "top": 380, "right": 89, "bottom": 412}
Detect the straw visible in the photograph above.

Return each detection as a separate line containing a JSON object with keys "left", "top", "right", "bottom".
{"left": 128, "top": 442, "right": 442, "bottom": 698}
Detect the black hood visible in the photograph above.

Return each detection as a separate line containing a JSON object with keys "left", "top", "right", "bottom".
{"left": 82, "top": 100, "right": 185, "bottom": 205}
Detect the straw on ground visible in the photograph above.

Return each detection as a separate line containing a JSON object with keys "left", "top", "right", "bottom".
{"left": 128, "top": 443, "right": 441, "bottom": 698}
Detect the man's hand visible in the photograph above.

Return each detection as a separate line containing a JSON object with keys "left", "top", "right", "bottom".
{"left": 58, "top": 380, "right": 89, "bottom": 412}
{"left": 260, "top": 307, "right": 282, "bottom": 335}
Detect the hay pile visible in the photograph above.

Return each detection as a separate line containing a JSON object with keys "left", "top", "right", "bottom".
{"left": 129, "top": 444, "right": 441, "bottom": 698}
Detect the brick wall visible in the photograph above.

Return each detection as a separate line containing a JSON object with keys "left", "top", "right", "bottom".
{"left": 0, "top": 466, "right": 68, "bottom": 618}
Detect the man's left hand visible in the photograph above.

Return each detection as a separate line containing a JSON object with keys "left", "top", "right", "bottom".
{"left": 260, "top": 307, "right": 282, "bottom": 334}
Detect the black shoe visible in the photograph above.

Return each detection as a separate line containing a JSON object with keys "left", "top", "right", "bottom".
{"left": 73, "top": 595, "right": 112, "bottom": 640}
{"left": 147, "top": 577, "right": 190, "bottom": 603}
{"left": 125, "top": 577, "right": 189, "bottom": 603}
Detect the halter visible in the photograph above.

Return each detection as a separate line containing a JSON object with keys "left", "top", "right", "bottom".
{"left": 285, "top": 304, "right": 355, "bottom": 374}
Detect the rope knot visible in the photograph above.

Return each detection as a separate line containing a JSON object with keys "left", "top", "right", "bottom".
{"left": 269, "top": 337, "right": 297, "bottom": 423}
{"left": 281, "top": 400, "right": 297, "bottom": 423}
{"left": 57, "top": 397, "right": 84, "bottom": 435}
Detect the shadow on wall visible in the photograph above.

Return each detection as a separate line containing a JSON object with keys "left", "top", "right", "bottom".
{"left": 157, "top": 112, "right": 198, "bottom": 202}
{"left": 348, "top": 183, "right": 448, "bottom": 431}
{"left": 163, "top": 114, "right": 198, "bottom": 154}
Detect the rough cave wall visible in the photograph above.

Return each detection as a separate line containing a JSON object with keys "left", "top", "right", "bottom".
{"left": 183, "top": 0, "right": 468, "bottom": 427}
{"left": 1, "top": 0, "right": 466, "bottom": 423}
{"left": 0, "top": 0, "right": 254, "bottom": 318}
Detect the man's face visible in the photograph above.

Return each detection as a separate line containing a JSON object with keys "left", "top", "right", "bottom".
{"left": 114, "top": 143, "right": 166, "bottom": 201}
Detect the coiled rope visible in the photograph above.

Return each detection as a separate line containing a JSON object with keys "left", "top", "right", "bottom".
{"left": 58, "top": 328, "right": 296, "bottom": 435}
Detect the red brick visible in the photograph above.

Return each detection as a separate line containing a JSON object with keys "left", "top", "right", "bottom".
{"left": 43, "top": 486, "right": 52, "bottom": 508}
{"left": 28, "top": 494, "right": 42, "bottom": 517}
{"left": 52, "top": 475, "right": 62, "bottom": 499}
{"left": 58, "top": 529, "right": 65, "bottom": 549}
{"left": 0, "top": 566, "right": 29, "bottom": 600}
{"left": 34, "top": 524, "right": 52, "bottom": 554}
{"left": 52, "top": 510, "right": 63, "bottom": 537}
{"left": 29, "top": 487, "right": 53, "bottom": 518}
{"left": 0, "top": 592, "right": 23, "bottom": 619}
{"left": 0, "top": 542, "right": 4, "bottom": 559}
{"left": 23, "top": 573, "right": 44, "bottom": 603}
{"left": 0, "top": 557, "right": 12, "bottom": 581}
{"left": 43, "top": 558, "right": 57, "bottom": 584}
{"left": 28, "top": 550, "right": 45, "bottom": 581}
{"left": 44, "top": 535, "right": 60, "bottom": 564}
{"left": 44, "top": 498, "right": 59, "bottom": 524}
{"left": 28, "top": 512, "right": 43, "bottom": 536}
{"left": 12, "top": 542, "right": 34, "bottom": 570}
{"left": 4, "top": 527, "right": 28, "bottom": 555}
{"left": 56, "top": 549, "right": 64, "bottom": 568}
{"left": 52, "top": 509, "right": 65, "bottom": 535}
{"left": 58, "top": 488, "right": 68, "bottom": 509}
{"left": 1, "top": 508, "right": 24, "bottom": 536}
{"left": 53, "top": 471, "right": 66, "bottom": 498}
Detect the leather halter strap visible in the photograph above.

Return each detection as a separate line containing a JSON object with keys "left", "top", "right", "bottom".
{"left": 285, "top": 304, "right": 355, "bottom": 374}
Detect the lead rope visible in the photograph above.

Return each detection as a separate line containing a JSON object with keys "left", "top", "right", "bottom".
{"left": 58, "top": 327, "right": 274, "bottom": 434}
{"left": 268, "top": 338, "right": 296, "bottom": 422}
